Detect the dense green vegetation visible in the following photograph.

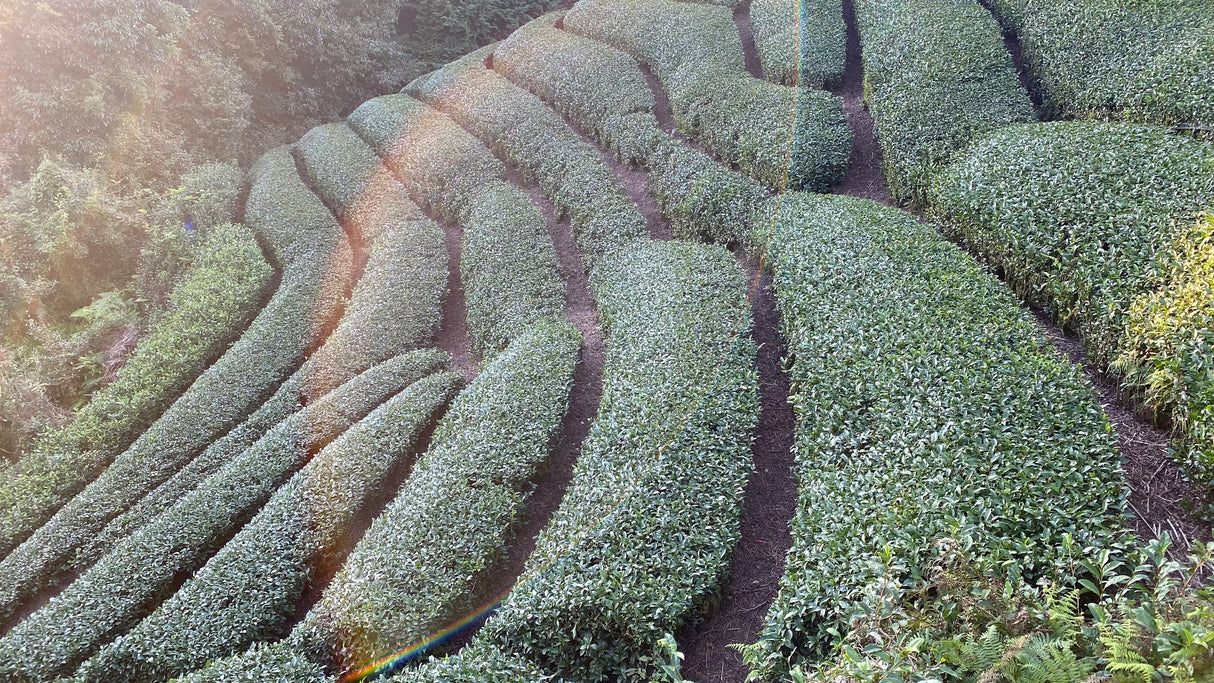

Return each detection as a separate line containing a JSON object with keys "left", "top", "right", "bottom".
{"left": 0, "top": 147, "right": 353, "bottom": 625}
{"left": 68, "top": 167, "right": 449, "bottom": 573}
{"left": 293, "top": 320, "right": 579, "bottom": 673}
{"left": 746, "top": 193, "right": 1128, "bottom": 678}
{"left": 405, "top": 45, "right": 647, "bottom": 261}
{"left": 0, "top": 0, "right": 561, "bottom": 462}
{"left": 346, "top": 94, "right": 565, "bottom": 358}
{"left": 72, "top": 368, "right": 462, "bottom": 683}
{"left": 987, "top": 0, "right": 1214, "bottom": 135}
{"left": 563, "top": 0, "right": 851, "bottom": 191}
{"left": 493, "top": 15, "right": 769, "bottom": 244}
{"left": 399, "top": 240, "right": 758, "bottom": 681}
{"left": 0, "top": 351, "right": 449, "bottom": 681}
{"left": 854, "top": 0, "right": 1034, "bottom": 204}
{"left": 1, "top": 2, "right": 1211, "bottom": 682}
{"left": 930, "top": 122, "right": 1214, "bottom": 489}
{"left": 750, "top": 0, "right": 846, "bottom": 87}
{"left": 0, "top": 223, "right": 270, "bottom": 545}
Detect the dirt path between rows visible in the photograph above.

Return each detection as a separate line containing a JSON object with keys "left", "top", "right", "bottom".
{"left": 443, "top": 167, "right": 608, "bottom": 649}
{"left": 830, "top": 0, "right": 892, "bottom": 205}
{"left": 1028, "top": 314, "right": 1213, "bottom": 553}
{"left": 432, "top": 218, "right": 477, "bottom": 382}
{"left": 677, "top": 6, "right": 801, "bottom": 682}
{"left": 402, "top": 82, "right": 609, "bottom": 652}
{"left": 679, "top": 260, "right": 798, "bottom": 683}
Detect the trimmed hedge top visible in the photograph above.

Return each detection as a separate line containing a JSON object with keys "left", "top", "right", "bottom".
{"left": 0, "top": 351, "right": 447, "bottom": 683}
{"left": 854, "top": 0, "right": 1034, "bottom": 204}
{"left": 929, "top": 121, "right": 1214, "bottom": 487}
{"left": 749, "top": 192, "right": 1128, "bottom": 678}
{"left": 750, "top": 0, "right": 846, "bottom": 88}
{"left": 72, "top": 367, "right": 461, "bottom": 683}
{"left": 989, "top": 0, "right": 1214, "bottom": 135}
{"left": 563, "top": 0, "right": 851, "bottom": 191}
{"left": 346, "top": 94, "right": 505, "bottom": 221}
{"left": 407, "top": 43, "right": 648, "bottom": 264}
{"left": 294, "top": 319, "right": 580, "bottom": 672}
{"left": 493, "top": 15, "right": 769, "bottom": 245}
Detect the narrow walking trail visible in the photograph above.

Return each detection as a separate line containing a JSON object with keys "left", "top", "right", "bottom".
{"left": 677, "top": 6, "right": 800, "bottom": 681}
{"left": 1030, "top": 313, "right": 1213, "bottom": 552}
{"left": 831, "top": 0, "right": 892, "bottom": 205}
{"left": 679, "top": 263, "right": 798, "bottom": 683}
{"left": 400, "top": 92, "right": 608, "bottom": 653}
{"left": 433, "top": 218, "right": 477, "bottom": 382}
{"left": 447, "top": 165, "right": 608, "bottom": 647}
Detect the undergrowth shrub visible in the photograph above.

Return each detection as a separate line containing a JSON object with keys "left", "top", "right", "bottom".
{"left": 929, "top": 122, "right": 1214, "bottom": 486}
{"left": 1117, "top": 214, "right": 1214, "bottom": 488}
{"left": 72, "top": 368, "right": 462, "bottom": 683}
{"left": 750, "top": 0, "right": 846, "bottom": 87}
{"left": 0, "top": 223, "right": 270, "bottom": 557}
{"left": 747, "top": 193, "right": 1128, "bottom": 680}
{"left": 404, "top": 240, "right": 758, "bottom": 682}
{"left": 563, "top": 0, "right": 851, "bottom": 191}
{"left": 854, "top": 0, "right": 1034, "bottom": 204}
{"left": 770, "top": 535, "right": 1214, "bottom": 683}
{"left": 0, "top": 146, "right": 354, "bottom": 624}
{"left": 0, "top": 351, "right": 446, "bottom": 682}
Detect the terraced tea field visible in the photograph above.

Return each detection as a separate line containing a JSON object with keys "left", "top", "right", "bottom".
{"left": 1, "top": 0, "right": 1211, "bottom": 681}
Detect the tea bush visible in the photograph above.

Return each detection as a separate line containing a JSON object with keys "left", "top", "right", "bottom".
{"left": 747, "top": 193, "right": 1127, "bottom": 679}
{"left": 854, "top": 0, "right": 1033, "bottom": 204}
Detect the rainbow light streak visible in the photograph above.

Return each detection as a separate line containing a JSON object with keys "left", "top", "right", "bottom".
{"left": 338, "top": 592, "right": 510, "bottom": 682}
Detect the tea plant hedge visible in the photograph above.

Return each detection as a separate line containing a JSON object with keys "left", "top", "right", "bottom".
{"left": 406, "top": 46, "right": 646, "bottom": 262}
{"left": 70, "top": 194, "right": 447, "bottom": 571}
{"left": 1119, "top": 213, "right": 1214, "bottom": 486}
{"left": 0, "top": 146, "right": 354, "bottom": 625}
{"left": 493, "top": 17, "right": 769, "bottom": 244}
{"left": 493, "top": 14, "right": 653, "bottom": 156}
{"left": 459, "top": 182, "right": 565, "bottom": 358}
{"left": 346, "top": 94, "right": 564, "bottom": 358}
{"left": 0, "top": 223, "right": 271, "bottom": 558}
{"left": 72, "top": 370, "right": 463, "bottom": 683}
{"left": 408, "top": 240, "right": 758, "bottom": 681}
{"left": 563, "top": 0, "right": 851, "bottom": 191}
{"left": 291, "top": 319, "right": 580, "bottom": 672}
{"left": 987, "top": 0, "right": 1214, "bottom": 135}
{"left": 929, "top": 121, "right": 1214, "bottom": 486}
{"left": 746, "top": 192, "right": 1129, "bottom": 679}
{"left": 749, "top": 0, "right": 846, "bottom": 87}
{"left": 853, "top": 0, "right": 1033, "bottom": 204}
{"left": 345, "top": 94, "right": 504, "bottom": 222}
{"left": 0, "top": 352, "right": 447, "bottom": 683}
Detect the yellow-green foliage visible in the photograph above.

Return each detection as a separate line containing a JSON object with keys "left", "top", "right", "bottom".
{"left": 1117, "top": 213, "right": 1214, "bottom": 485}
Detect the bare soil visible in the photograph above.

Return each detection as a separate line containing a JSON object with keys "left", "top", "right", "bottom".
{"left": 1028, "top": 311, "right": 1213, "bottom": 554}
{"left": 433, "top": 218, "right": 477, "bottom": 382}
{"left": 679, "top": 261, "right": 798, "bottom": 683}
{"left": 733, "top": 5, "right": 764, "bottom": 79}
{"left": 831, "top": 0, "right": 892, "bottom": 205}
